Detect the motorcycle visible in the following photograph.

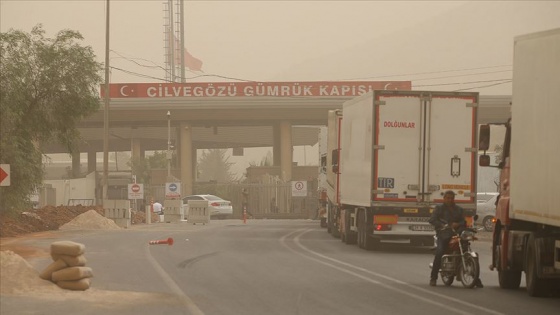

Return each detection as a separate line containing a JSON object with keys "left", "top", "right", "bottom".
{"left": 429, "top": 224, "right": 481, "bottom": 288}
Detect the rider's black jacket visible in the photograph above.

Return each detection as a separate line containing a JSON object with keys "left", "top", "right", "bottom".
{"left": 429, "top": 203, "right": 466, "bottom": 237}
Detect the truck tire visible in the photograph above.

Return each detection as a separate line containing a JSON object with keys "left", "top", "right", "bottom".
{"left": 343, "top": 210, "right": 357, "bottom": 245}
{"left": 496, "top": 244, "right": 521, "bottom": 289}
{"left": 329, "top": 207, "right": 340, "bottom": 238}
{"left": 357, "top": 210, "right": 371, "bottom": 249}
{"left": 357, "top": 210, "right": 366, "bottom": 249}
{"left": 525, "top": 235, "right": 551, "bottom": 297}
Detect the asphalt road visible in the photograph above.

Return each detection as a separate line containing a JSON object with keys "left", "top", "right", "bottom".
{"left": 1, "top": 219, "right": 559, "bottom": 315}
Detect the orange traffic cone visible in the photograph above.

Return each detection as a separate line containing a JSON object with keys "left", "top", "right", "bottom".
{"left": 149, "top": 237, "right": 174, "bottom": 245}
{"left": 243, "top": 208, "right": 247, "bottom": 224}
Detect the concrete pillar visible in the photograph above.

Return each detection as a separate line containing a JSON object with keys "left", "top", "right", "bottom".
{"left": 279, "top": 120, "right": 292, "bottom": 181}
{"left": 180, "top": 122, "right": 194, "bottom": 196}
{"left": 131, "top": 138, "right": 141, "bottom": 161}
{"left": 88, "top": 151, "right": 96, "bottom": 173}
{"left": 192, "top": 145, "right": 197, "bottom": 183}
{"left": 72, "top": 151, "right": 80, "bottom": 178}
{"left": 272, "top": 122, "right": 281, "bottom": 166}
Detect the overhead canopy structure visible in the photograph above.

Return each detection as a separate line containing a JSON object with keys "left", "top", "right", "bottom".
{"left": 41, "top": 93, "right": 511, "bottom": 154}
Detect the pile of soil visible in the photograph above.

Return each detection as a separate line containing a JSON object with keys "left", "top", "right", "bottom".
{"left": 0, "top": 205, "right": 147, "bottom": 238}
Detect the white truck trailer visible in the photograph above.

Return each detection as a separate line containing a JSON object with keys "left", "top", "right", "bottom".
{"left": 332, "top": 90, "right": 479, "bottom": 249}
{"left": 479, "top": 28, "right": 560, "bottom": 296}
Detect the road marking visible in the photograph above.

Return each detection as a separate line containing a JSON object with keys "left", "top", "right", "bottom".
{"left": 144, "top": 244, "right": 204, "bottom": 315}
{"left": 280, "top": 229, "right": 504, "bottom": 315}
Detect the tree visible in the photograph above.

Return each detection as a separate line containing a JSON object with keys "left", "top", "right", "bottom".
{"left": 197, "top": 149, "right": 238, "bottom": 182}
{"left": 127, "top": 151, "right": 170, "bottom": 185}
{"left": 249, "top": 150, "right": 273, "bottom": 167}
{"left": 0, "top": 25, "right": 103, "bottom": 213}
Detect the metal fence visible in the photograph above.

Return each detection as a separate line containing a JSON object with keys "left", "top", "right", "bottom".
{"left": 149, "top": 177, "right": 319, "bottom": 219}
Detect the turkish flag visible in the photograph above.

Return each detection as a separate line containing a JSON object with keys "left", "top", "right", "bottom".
{"left": 178, "top": 49, "right": 203, "bottom": 72}
{"left": 168, "top": 28, "right": 203, "bottom": 72}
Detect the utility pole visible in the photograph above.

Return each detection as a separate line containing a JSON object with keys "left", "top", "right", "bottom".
{"left": 103, "top": 0, "right": 110, "bottom": 201}
{"left": 167, "top": 111, "right": 171, "bottom": 180}
{"left": 180, "top": 0, "right": 185, "bottom": 82}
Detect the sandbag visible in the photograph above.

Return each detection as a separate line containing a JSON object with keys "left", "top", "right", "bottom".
{"left": 50, "top": 253, "right": 87, "bottom": 266}
{"left": 50, "top": 241, "right": 85, "bottom": 256}
{"left": 52, "top": 266, "right": 93, "bottom": 282}
{"left": 56, "top": 278, "right": 92, "bottom": 291}
{"left": 39, "top": 259, "right": 68, "bottom": 281}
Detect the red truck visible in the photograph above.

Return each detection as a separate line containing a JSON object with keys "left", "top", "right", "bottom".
{"left": 479, "top": 28, "right": 560, "bottom": 296}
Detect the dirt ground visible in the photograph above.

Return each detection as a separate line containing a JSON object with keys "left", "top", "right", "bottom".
{"left": 0, "top": 206, "right": 150, "bottom": 259}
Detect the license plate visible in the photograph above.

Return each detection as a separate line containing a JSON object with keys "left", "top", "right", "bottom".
{"left": 409, "top": 225, "right": 434, "bottom": 231}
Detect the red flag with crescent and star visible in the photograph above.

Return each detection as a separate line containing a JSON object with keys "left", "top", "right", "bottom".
{"left": 168, "top": 28, "right": 203, "bottom": 72}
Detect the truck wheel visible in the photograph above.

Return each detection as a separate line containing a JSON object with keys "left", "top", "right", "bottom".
{"left": 496, "top": 244, "right": 521, "bottom": 289}
{"left": 526, "top": 235, "right": 550, "bottom": 297}
{"left": 357, "top": 210, "right": 375, "bottom": 249}
{"left": 357, "top": 211, "right": 365, "bottom": 249}
{"left": 329, "top": 208, "right": 340, "bottom": 238}
{"left": 343, "top": 210, "right": 357, "bottom": 245}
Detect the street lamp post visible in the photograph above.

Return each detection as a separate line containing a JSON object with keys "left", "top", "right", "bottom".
{"left": 167, "top": 111, "right": 171, "bottom": 179}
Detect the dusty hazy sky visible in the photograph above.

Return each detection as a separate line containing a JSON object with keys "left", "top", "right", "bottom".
{"left": 2, "top": 1, "right": 559, "bottom": 95}
{"left": 2, "top": 1, "right": 560, "bottom": 175}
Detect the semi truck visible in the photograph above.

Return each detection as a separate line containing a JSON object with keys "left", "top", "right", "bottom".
{"left": 327, "top": 90, "right": 479, "bottom": 249}
{"left": 479, "top": 28, "right": 560, "bottom": 296}
{"left": 317, "top": 126, "right": 328, "bottom": 228}
{"left": 325, "top": 109, "right": 343, "bottom": 236}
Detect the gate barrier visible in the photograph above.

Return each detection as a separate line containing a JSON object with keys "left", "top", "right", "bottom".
{"left": 163, "top": 199, "right": 183, "bottom": 223}
{"left": 187, "top": 200, "right": 209, "bottom": 225}
{"left": 103, "top": 199, "right": 131, "bottom": 228}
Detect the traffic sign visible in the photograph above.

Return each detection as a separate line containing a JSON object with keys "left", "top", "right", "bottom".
{"left": 291, "top": 181, "right": 307, "bottom": 197}
{"left": 165, "top": 182, "right": 181, "bottom": 198}
{"left": 128, "top": 183, "right": 144, "bottom": 199}
{"left": 0, "top": 164, "right": 10, "bottom": 186}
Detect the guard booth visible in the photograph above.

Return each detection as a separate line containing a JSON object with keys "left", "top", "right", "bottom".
{"left": 187, "top": 200, "right": 209, "bottom": 225}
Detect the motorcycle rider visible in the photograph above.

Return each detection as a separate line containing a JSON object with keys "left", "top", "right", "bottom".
{"left": 428, "top": 190, "right": 483, "bottom": 288}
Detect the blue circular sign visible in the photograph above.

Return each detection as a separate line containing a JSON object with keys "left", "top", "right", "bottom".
{"left": 169, "top": 183, "right": 177, "bottom": 191}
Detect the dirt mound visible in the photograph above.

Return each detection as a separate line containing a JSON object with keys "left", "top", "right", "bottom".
{"left": 60, "top": 210, "right": 120, "bottom": 231}
{"left": 0, "top": 206, "right": 148, "bottom": 238}
{"left": 0, "top": 250, "right": 61, "bottom": 294}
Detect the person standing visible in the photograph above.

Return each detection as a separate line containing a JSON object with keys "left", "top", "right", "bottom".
{"left": 152, "top": 201, "right": 163, "bottom": 215}
{"left": 241, "top": 188, "right": 253, "bottom": 218}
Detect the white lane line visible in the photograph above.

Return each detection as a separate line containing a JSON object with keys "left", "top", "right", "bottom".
{"left": 144, "top": 244, "right": 204, "bottom": 315}
{"left": 281, "top": 229, "right": 504, "bottom": 315}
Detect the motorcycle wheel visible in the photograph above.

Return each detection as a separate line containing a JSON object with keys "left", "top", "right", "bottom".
{"left": 441, "top": 273, "right": 454, "bottom": 286}
{"left": 459, "top": 255, "right": 480, "bottom": 288}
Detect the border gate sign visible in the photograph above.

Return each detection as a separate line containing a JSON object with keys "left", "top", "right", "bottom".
{"left": 128, "top": 183, "right": 144, "bottom": 200}
{"left": 291, "top": 181, "right": 307, "bottom": 197}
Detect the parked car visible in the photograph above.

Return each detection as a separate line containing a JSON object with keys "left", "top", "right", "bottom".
{"left": 182, "top": 194, "right": 233, "bottom": 219}
{"left": 476, "top": 192, "right": 499, "bottom": 231}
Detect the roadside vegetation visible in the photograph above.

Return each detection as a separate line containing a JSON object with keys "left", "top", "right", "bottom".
{"left": 0, "top": 25, "right": 102, "bottom": 214}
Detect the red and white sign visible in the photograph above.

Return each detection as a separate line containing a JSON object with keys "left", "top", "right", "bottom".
{"left": 291, "top": 181, "right": 308, "bottom": 197}
{"left": 102, "top": 81, "right": 412, "bottom": 99}
{"left": 128, "top": 183, "right": 144, "bottom": 200}
{"left": 0, "top": 164, "right": 10, "bottom": 186}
